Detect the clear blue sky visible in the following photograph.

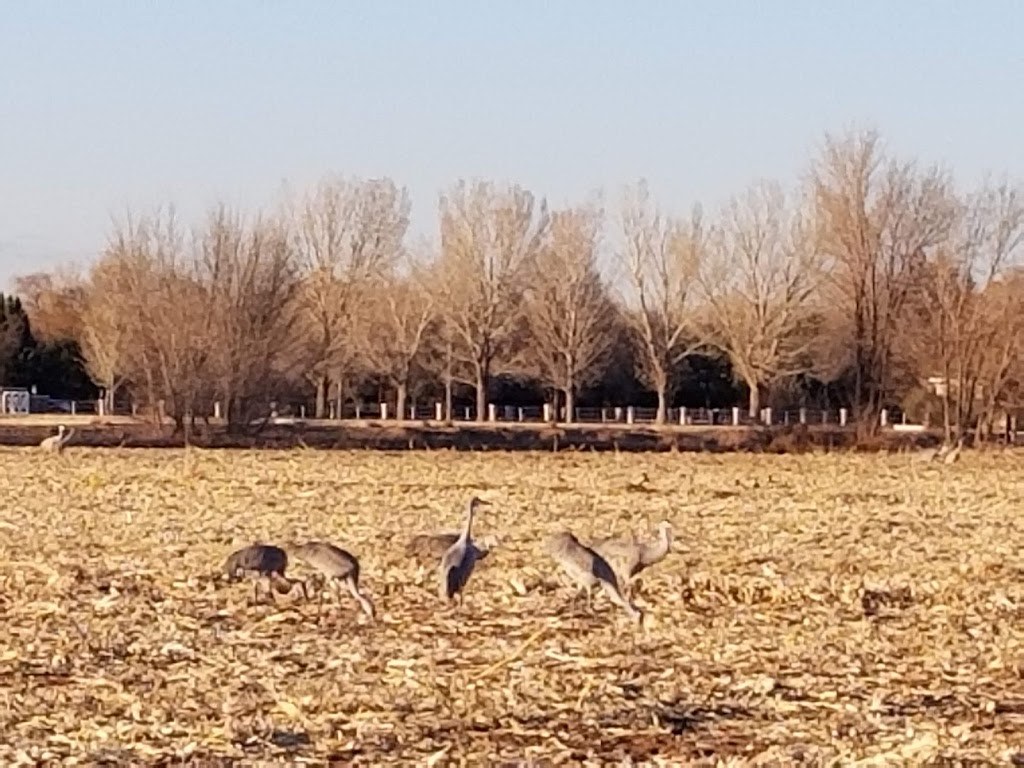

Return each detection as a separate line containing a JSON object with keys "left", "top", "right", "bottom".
{"left": 2, "top": 0, "right": 1023, "bottom": 288}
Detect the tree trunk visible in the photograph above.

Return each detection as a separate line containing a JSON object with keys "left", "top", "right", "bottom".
{"left": 475, "top": 367, "right": 488, "bottom": 423}
{"left": 396, "top": 381, "right": 408, "bottom": 422}
{"left": 747, "top": 381, "right": 760, "bottom": 420}
{"left": 656, "top": 386, "right": 668, "bottom": 425}
{"left": 314, "top": 375, "right": 328, "bottom": 419}
{"left": 563, "top": 386, "right": 575, "bottom": 424}
{"left": 443, "top": 339, "right": 454, "bottom": 423}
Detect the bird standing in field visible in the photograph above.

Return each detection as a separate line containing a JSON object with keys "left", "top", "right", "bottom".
{"left": 285, "top": 540, "right": 375, "bottom": 620}
{"left": 592, "top": 520, "right": 673, "bottom": 594}
{"left": 222, "top": 543, "right": 306, "bottom": 603}
{"left": 40, "top": 424, "right": 75, "bottom": 454}
{"left": 546, "top": 530, "right": 642, "bottom": 623}
{"left": 943, "top": 437, "right": 965, "bottom": 464}
{"left": 438, "top": 496, "right": 492, "bottom": 604}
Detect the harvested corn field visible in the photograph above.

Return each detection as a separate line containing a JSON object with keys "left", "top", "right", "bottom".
{"left": 0, "top": 446, "right": 1021, "bottom": 764}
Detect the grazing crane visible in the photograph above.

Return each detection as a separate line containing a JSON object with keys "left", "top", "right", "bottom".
{"left": 40, "top": 425, "right": 75, "bottom": 454}
{"left": 592, "top": 520, "right": 673, "bottom": 593}
{"left": 285, "top": 540, "right": 375, "bottom": 620}
{"left": 222, "top": 543, "right": 306, "bottom": 603}
{"left": 438, "top": 496, "right": 492, "bottom": 604}
{"left": 546, "top": 530, "right": 642, "bottom": 623}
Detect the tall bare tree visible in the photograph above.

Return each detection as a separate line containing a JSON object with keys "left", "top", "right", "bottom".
{"left": 13, "top": 268, "right": 85, "bottom": 342}
{"left": 619, "top": 180, "right": 705, "bottom": 424}
{"left": 360, "top": 251, "right": 437, "bottom": 419}
{"left": 83, "top": 208, "right": 215, "bottom": 428}
{"left": 79, "top": 256, "right": 134, "bottom": 412}
{"left": 289, "top": 176, "right": 410, "bottom": 417}
{"left": 436, "top": 180, "right": 549, "bottom": 420}
{"left": 699, "top": 181, "right": 820, "bottom": 417}
{"left": 901, "top": 182, "right": 1024, "bottom": 438}
{"left": 523, "top": 203, "right": 615, "bottom": 421}
{"left": 812, "top": 130, "right": 957, "bottom": 435}
{"left": 198, "top": 206, "right": 298, "bottom": 430}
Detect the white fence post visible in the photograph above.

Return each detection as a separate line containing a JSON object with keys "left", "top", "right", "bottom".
{"left": 409, "top": 405, "right": 416, "bottom": 420}
{"left": 435, "top": 402, "right": 443, "bottom": 421}
{"left": 488, "top": 403, "right": 497, "bottom": 422}
{"left": 380, "top": 403, "right": 388, "bottom": 420}
{"left": 880, "top": 409, "right": 888, "bottom": 427}
{"left": 799, "top": 407, "right": 807, "bottom": 425}
{"left": 543, "top": 403, "right": 552, "bottom": 422}
{"left": 679, "top": 406, "right": 687, "bottom": 426}
{"left": 626, "top": 406, "right": 635, "bottom": 424}
{"left": 732, "top": 407, "right": 740, "bottom": 426}
{"left": 517, "top": 407, "right": 524, "bottom": 422}
{"left": 299, "top": 405, "right": 306, "bottom": 419}
{"left": 614, "top": 406, "right": 623, "bottom": 422}
{"left": 764, "top": 407, "right": 772, "bottom": 425}
{"left": 840, "top": 407, "right": 848, "bottom": 427}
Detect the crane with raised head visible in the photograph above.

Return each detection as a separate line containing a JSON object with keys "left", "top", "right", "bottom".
{"left": 285, "top": 540, "right": 375, "bottom": 620}
{"left": 438, "top": 496, "right": 492, "bottom": 604}
{"left": 592, "top": 520, "right": 673, "bottom": 593}
{"left": 40, "top": 425, "right": 75, "bottom": 454}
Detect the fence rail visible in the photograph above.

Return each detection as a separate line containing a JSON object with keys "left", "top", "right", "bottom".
{"left": 0, "top": 394, "right": 933, "bottom": 429}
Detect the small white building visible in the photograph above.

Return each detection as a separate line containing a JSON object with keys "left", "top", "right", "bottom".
{"left": 0, "top": 388, "right": 31, "bottom": 415}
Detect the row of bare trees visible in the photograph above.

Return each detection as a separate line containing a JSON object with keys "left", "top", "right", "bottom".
{"left": 15, "top": 129, "right": 1024, "bottom": 438}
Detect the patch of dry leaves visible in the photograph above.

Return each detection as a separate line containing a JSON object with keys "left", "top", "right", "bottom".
{"left": 0, "top": 446, "right": 1021, "bottom": 764}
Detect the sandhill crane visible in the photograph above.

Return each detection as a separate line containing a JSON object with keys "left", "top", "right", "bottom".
{"left": 285, "top": 540, "right": 375, "bottom": 620}
{"left": 943, "top": 437, "right": 964, "bottom": 465}
{"left": 592, "top": 520, "right": 673, "bottom": 593}
{"left": 917, "top": 440, "right": 952, "bottom": 462}
{"left": 40, "top": 425, "right": 75, "bottom": 454}
{"left": 438, "top": 496, "right": 492, "bottom": 604}
{"left": 222, "top": 544, "right": 306, "bottom": 602}
{"left": 546, "top": 530, "right": 642, "bottom": 623}
{"left": 406, "top": 530, "right": 498, "bottom": 579}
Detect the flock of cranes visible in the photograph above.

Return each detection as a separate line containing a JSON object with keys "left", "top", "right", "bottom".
{"left": 222, "top": 495, "right": 674, "bottom": 626}
{"left": 35, "top": 421, "right": 965, "bottom": 626}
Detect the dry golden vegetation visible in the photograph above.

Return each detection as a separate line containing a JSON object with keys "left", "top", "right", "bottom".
{"left": 0, "top": 447, "right": 1021, "bottom": 764}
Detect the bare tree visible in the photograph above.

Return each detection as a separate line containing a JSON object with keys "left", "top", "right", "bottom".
{"left": 699, "top": 181, "right": 820, "bottom": 417}
{"left": 436, "top": 180, "right": 549, "bottom": 421}
{"left": 523, "top": 203, "right": 615, "bottom": 422}
{"left": 903, "top": 182, "right": 1024, "bottom": 438}
{"left": 84, "top": 208, "right": 215, "bottom": 428}
{"left": 13, "top": 268, "right": 85, "bottom": 342}
{"left": 360, "top": 250, "right": 437, "bottom": 419}
{"left": 619, "top": 180, "right": 705, "bottom": 424}
{"left": 812, "top": 130, "right": 957, "bottom": 435}
{"left": 289, "top": 176, "right": 410, "bottom": 417}
{"left": 79, "top": 256, "right": 134, "bottom": 413}
{"left": 198, "top": 206, "right": 298, "bottom": 431}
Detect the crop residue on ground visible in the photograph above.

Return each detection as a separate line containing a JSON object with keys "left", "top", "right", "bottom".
{"left": 0, "top": 447, "right": 1021, "bottom": 764}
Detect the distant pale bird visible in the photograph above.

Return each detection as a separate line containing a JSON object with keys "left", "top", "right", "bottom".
{"left": 40, "top": 425, "right": 75, "bottom": 454}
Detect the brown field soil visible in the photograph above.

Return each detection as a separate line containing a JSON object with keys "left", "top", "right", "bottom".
{"left": 0, "top": 416, "right": 939, "bottom": 453}
{"left": 0, "top": 448, "right": 1021, "bottom": 764}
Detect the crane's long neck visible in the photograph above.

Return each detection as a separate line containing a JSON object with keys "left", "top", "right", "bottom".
{"left": 459, "top": 505, "right": 475, "bottom": 543}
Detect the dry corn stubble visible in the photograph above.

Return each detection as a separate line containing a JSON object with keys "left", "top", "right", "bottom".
{"left": 0, "top": 446, "right": 1021, "bottom": 765}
